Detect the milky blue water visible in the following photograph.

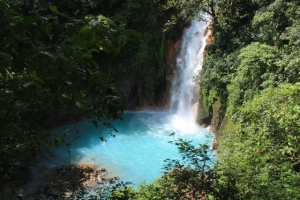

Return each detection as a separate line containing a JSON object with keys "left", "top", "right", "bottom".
{"left": 41, "top": 111, "right": 212, "bottom": 188}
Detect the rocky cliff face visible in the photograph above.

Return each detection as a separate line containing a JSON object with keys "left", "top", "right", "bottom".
{"left": 116, "top": 22, "right": 185, "bottom": 110}
{"left": 162, "top": 37, "right": 183, "bottom": 108}
{"left": 115, "top": 65, "right": 161, "bottom": 110}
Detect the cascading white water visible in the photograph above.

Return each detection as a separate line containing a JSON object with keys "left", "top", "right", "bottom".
{"left": 170, "top": 20, "right": 208, "bottom": 131}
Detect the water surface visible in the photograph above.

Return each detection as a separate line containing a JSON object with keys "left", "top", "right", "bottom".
{"left": 41, "top": 111, "right": 211, "bottom": 187}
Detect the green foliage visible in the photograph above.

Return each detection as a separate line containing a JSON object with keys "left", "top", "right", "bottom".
{"left": 252, "top": 0, "right": 292, "bottom": 46}
{"left": 227, "top": 42, "right": 282, "bottom": 113}
{"left": 1, "top": 0, "right": 173, "bottom": 197}
{"left": 0, "top": 2, "right": 127, "bottom": 192}
{"left": 162, "top": 138, "right": 218, "bottom": 199}
{"left": 199, "top": 0, "right": 300, "bottom": 117}
{"left": 181, "top": 0, "right": 300, "bottom": 199}
{"left": 110, "top": 178, "right": 175, "bottom": 200}
{"left": 9, "top": 0, "right": 168, "bottom": 82}
{"left": 160, "top": 0, "right": 216, "bottom": 30}
{"left": 109, "top": 186, "right": 136, "bottom": 199}
{"left": 220, "top": 83, "right": 300, "bottom": 199}
{"left": 199, "top": 51, "right": 239, "bottom": 109}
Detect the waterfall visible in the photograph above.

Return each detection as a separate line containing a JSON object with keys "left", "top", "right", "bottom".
{"left": 24, "top": 20, "right": 212, "bottom": 197}
{"left": 170, "top": 20, "right": 208, "bottom": 131}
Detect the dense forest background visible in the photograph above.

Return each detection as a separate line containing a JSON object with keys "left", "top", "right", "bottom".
{"left": 1, "top": 0, "right": 300, "bottom": 199}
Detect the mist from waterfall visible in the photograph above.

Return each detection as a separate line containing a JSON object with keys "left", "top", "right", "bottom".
{"left": 170, "top": 20, "right": 208, "bottom": 131}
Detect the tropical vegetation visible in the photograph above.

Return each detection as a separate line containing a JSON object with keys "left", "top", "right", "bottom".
{"left": 0, "top": 0, "right": 169, "bottom": 198}
{"left": 1, "top": 0, "right": 300, "bottom": 199}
